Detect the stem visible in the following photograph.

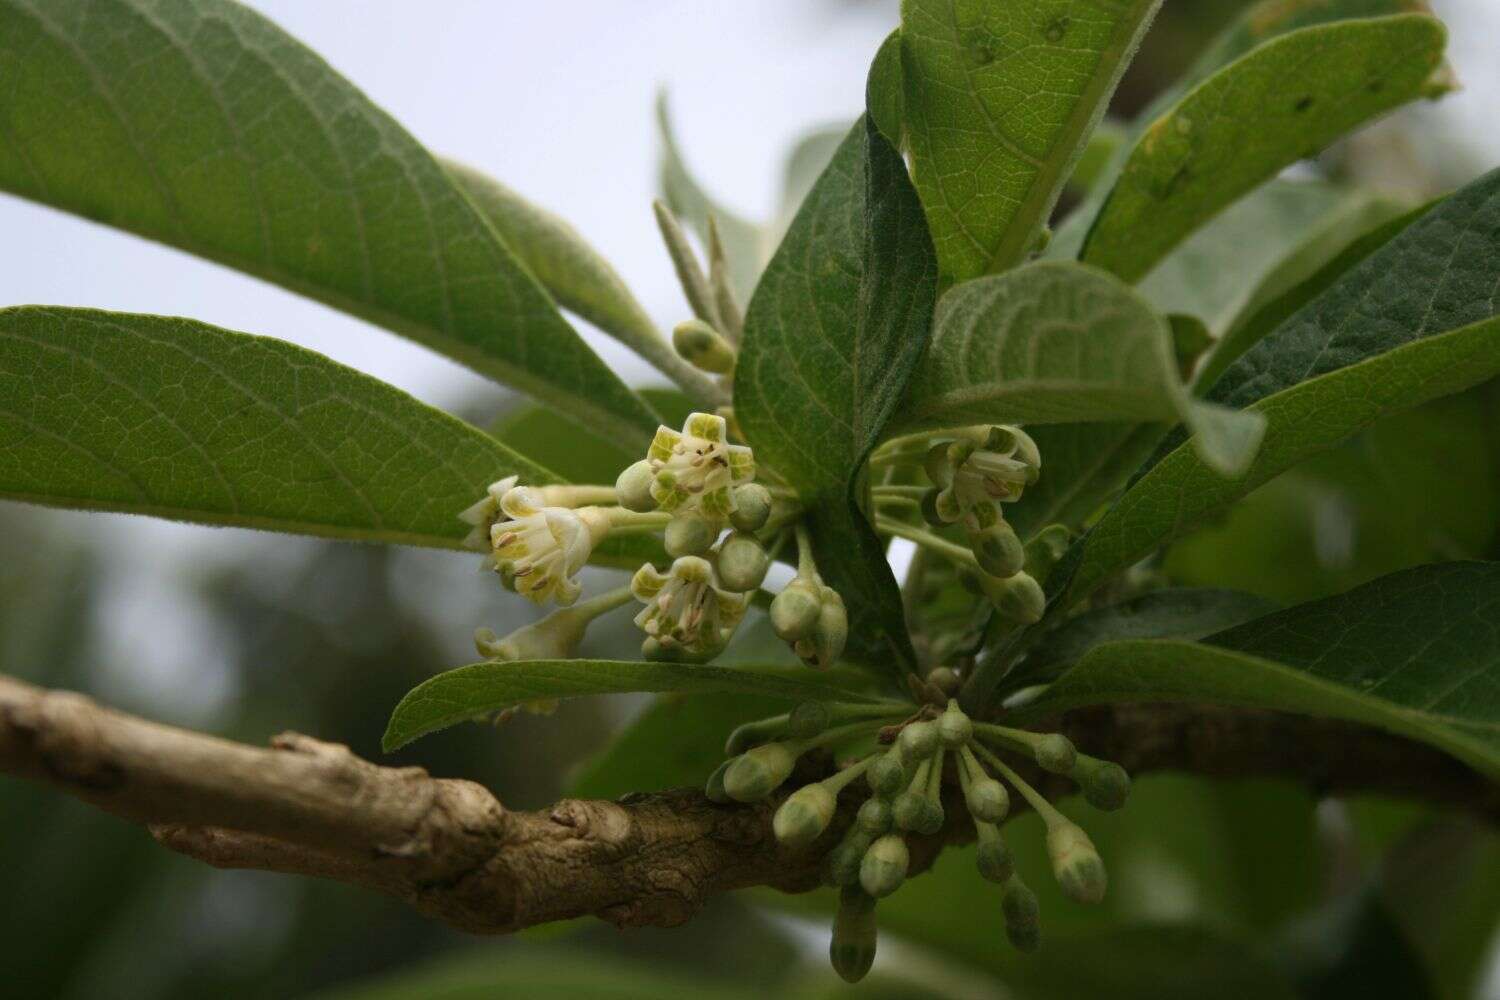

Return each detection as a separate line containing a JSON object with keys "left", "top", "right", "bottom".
{"left": 567, "top": 585, "right": 635, "bottom": 620}
{"left": 792, "top": 719, "right": 887, "bottom": 755}
{"left": 539, "top": 484, "right": 618, "bottom": 507}
{"left": 606, "top": 509, "right": 672, "bottom": 532}
{"left": 926, "top": 746, "right": 946, "bottom": 803}
{"left": 974, "top": 722, "right": 1045, "bottom": 756}
{"left": 795, "top": 521, "right": 819, "bottom": 580}
{"left": 875, "top": 518, "right": 978, "bottom": 569}
{"left": 821, "top": 754, "right": 878, "bottom": 794}
{"left": 871, "top": 485, "right": 930, "bottom": 499}
{"left": 971, "top": 742, "right": 1065, "bottom": 830}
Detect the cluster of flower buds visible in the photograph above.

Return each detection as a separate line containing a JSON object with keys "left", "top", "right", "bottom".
{"left": 920, "top": 425, "right": 1047, "bottom": 626}
{"left": 769, "top": 525, "right": 850, "bottom": 669}
{"left": 704, "top": 677, "right": 1132, "bottom": 982}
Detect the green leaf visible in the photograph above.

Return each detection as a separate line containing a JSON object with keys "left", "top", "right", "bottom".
{"left": 382, "top": 659, "right": 884, "bottom": 751}
{"left": 736, "top": 119, "right": 938, "bottom": 681}
{"left": 1139, "top": 181, "right": 1403, "bottom": 335}
{"left": 0, "top": 0, "right": 658, "bottom": 446}
{"left": 1026, "top": 562, "right": 1500, "bottom": 780}
{"left": 1061, "top": 170, "right": 1500, "bottom": 608}
{"left": 865, "top": 30, "right": 904, "bottom": 151}
{"left": 655, "top": 92, "right": 764, "bottom": 302}
{"left": 776, "top": 125, "right": 853, "bottom": 236}
{"left": 896, "top": 262, "right": 1264, "bottom": 475}
{"left": 1017, "top": 588, "right": 1277, "bottom": 686}
{"left": 1005, "top": 421, "right": 1165, "bottom": 541}
{"left": 0, "top": 306, "right": 548, "bottom": 547}
{"left": 1194, "top": 199, "right": 1432, "bottom": 390}
{"left": 900, "top": 0, "right": 1163, "bottom": 282}
{"left": 1081, "top": 14, "right": 1448, "bottom": 283}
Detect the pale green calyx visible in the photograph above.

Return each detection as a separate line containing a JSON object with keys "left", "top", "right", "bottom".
{"left": 773, "top": 782, "right": 837, "bottom": 848}
{"left": 770, "top": 578, "right": 823, "bottom": 640}
{"left": 665, "top": 511, "right": 720, "bottom": 557}
{"left": 614, "top": 460, "right": 657, "bottom": 513}
{"left": 631, "top": 555, "right": 750, "bottom": 656}
{"left": 728, "top": 482, "right": 772, "bottom": 531}
{"left": 793, "top": 586, "right": 847, "bottom": 669}
{"left": 859, "top": 833, "right": 910, "bottom": 898}
{"left": 716, "top": 531, "right": 770, "bottom": 592}
{"left": 724, "top": 741, "right": 799, "bottom": 802}
{"left": 1046, "top": 821, "right": 1108, "bottom": 905}
{"left": 937, "top": 701, "right": 973, "bottom": 747}
{"left": 982, "top": 570, "right": 1046, "bottom": 624}
{"left": 647, "top": 411, "right": 755, "bottom": 521}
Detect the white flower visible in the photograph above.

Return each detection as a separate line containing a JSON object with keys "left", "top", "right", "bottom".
{"left": 933, "top": 426, "right": 1040, "bottom": 524}
{"left": 457, "top": 475, "right": 519, "bottom": 551}
{"left": 647, "top": 412, "right": 754, "bottom": 521}
{"left": 490, "top": 486, "right": 609, "bottom": 606}
{"left": 631, "top": 555, "right": 750, "bottom": 656}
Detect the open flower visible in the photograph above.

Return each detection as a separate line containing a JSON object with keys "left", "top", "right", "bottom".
{"left": 647, "top": 412, "right": 755, "bottom": 521}
{"left": 931, "top": 426, "right": 1040, "bottom": 524}
{"left": 490, "top": 486, "right": 610, "bottom": 606}
{"left": 631, "top": 555, "right": 750, "bottom": 657}
{"left": 457, "top": 474, "right": 520, "bottom": 551}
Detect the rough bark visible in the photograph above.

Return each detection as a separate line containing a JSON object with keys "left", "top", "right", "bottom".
{"left": 0, "top": 673, "right": 1494, "bottom": 935}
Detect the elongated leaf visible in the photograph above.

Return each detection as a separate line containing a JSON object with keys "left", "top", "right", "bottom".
{"left": 1062, "top": 170, "right": 1500, "bottom": 606}
{"left": 655, "top": 93, "right": 764, "bottom": 302}
{"left": 736, "top": 119, "right": 937, "bottom": 681}
{"left": 896, "top": 262, "right": 1264, "bottom": 474}
{"left": 0, "top": 306, "right": 551, "bottom": 547}
{"left": 1018, "top": 587, "right": 1277, "bottom": 685}
{"left": 382, "top": 660, "right": 883, "bottom": 751}
{"left": 0, "top": 0, "right": 658, "bottom": 446}
{"left": 900, "top": 0, "right": 1162, "bottom": 282}
{"left": 1081, "top": 15, "right": 1447, "bottom": 282}
{"left": 1025, "top": 562, "right": 1500, "bottom": 780}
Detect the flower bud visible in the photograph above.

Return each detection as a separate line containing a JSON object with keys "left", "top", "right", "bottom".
{"left": 859, "top": 834, "right": 909, "bottom": 898}
{"left": 976, "top": 830, "right": 1014, "bottom": 883}
{"left": 857, "top": 797, "right": 894, "bottom": 836}
{"left": 704, "top": 758, "right": 733, "bottom": 803}
{"left": 801, "top": 588, "right": 848, "bottom": 669}
{"left": 1001, "top": 876, "right": 1041, "bottom": 952}
{"left": 1046, "top": 821, "right": 1107, "bottom": 904}
{"left": 893, "top": 790, "right": 926, "bottom": 832}
{"left": 830, "top": 886, "right": 878, "bottom": 984}
{"left": 773, "top": 782, "right": 836, "bottom": 849}
{"left": 970, "top": 519, "right": 1025, "bottom": 579}
{"left": 787, "top": 700, "right": 831, "bottom": 739}
{"left": 1078, "top": 759, "right": 1131, "bottom": 812}
{"left": 826, "top": 830, "right": 875, "bottom": 887}
{"left": 1034, "top": 733, "right": 1077, "bottom": 774}
{"left": 716, "top": 531, "right": 770, "bottom": 592}
{"left": 867, "top": 751, "right": 909, "bottom": 799}
{"left": 673, "top": 318, "right": 736, "bottom": 374}
{"left": 770, "top": 579, "right": 822, "bottom": 641}
{"left": 724, "top": 742, "right": 798, "bottom": 802}
{"left": 1023, "top": 523, "right": 1071, "bottom": 585}
{"left": 982, "top": 571, "right": 1046, "bottom": 624}
{"left": 728, "top": 483, "right": 772, "bottom": 532}
{"left": 926, "top": 666, "right": 962, "bottom": 697}
{"left": 614, "top": 460, "right": 658, "bottom": 513}
{"left": 937, "top": 702, "right": 973, "bottom": 748}
{"left": 916, "top": 796, "right": 945, "bottom": 836}
{"left": 966, "top": 776, "right": 1009, "bottom": 824}
{"left": 665, "top": 512, "right": 719, "bottom": 557}
{"left": 897, "top": 721, "right": 938, "bottom": 760}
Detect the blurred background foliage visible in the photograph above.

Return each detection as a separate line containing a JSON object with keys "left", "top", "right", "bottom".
{"left": 2, "top": 1, "right": 1498, "bottom": 998}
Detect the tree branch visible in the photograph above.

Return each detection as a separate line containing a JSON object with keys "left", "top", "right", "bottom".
{"left": 1, "top": 673, "right": 1494, "bottom": 935}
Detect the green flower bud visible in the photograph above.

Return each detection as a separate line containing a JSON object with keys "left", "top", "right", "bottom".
{"left": 1034, "top": 733, "right": 1077, "bottom": 775}
{"left": 970, "top": 519, "right": 1025, "bottom": 579}
{"left": 926, "top": 666, "right": 962, "bottom": 697}
{"left": 1023, "top": 523, "right": 1071, "bottom": 585}
{"left": 966, "top": 777, "right": 1009, "bottom": 824}
{"left": 976, "top": 832, "right": 1014, "bottom": 883}
{"left": 937, "top": 703, "right": 973, "bottom": 748}
{"left": 665, "top": 512, "right": 719, "bottom": 557}
{"left": 728, "top": 482, "right": 773, "bottom": 532}
{"left": 1079, "top": 760, "right": 1132, "bottom": 812}
{"left": 892, "top": 790, "right": 927, "bottom": 832}
{"left": 773, "top": 782, "right": 837, "bottom": 849}
{"left": 1046, "top": 821, "right": 1107, "bottom": 905}
{"left": 867, "top": 751, "right": 909, "bottom": 799}
{"left": 859, "top": 834, "right": 909, "bottom": 898}
{"left": 770, "top": 579, "right": 822, "bottom": 641}
{"left": 724, "top": 742, "right": 798, "bottom": 802}
{"left": 672, "top": 318, "right": 736, "bottom": 374}
{"left": 982, "top": 571, "right": 1046, "bottom": 624}
{"left": 830, "top": 886, "right": 878, "bottom": 984}
{"left": 704, "top": 758, "right": 733, "bottom": 803}
{"left": 614, "top": 459, "right": 658, "bottom": 513}
{"left": 916, "top": 796, "right": 945, "bottom": 836}
{"left": 716, "top": 531, "right": 770, "bottom": 592}
{"left": 825, "top": 830, "right": 875, "bottom": 887}
{"left": 787, "top": 700, "right": 831, "bottom": 739}
{"left": 1001, "top": 876, "right": 1041, "bottom": 952}
{"left": 794, "top": 588, "right": 847, "bottom": 669}
{"left": 857, "top": 797, "right": 894, "bottom": 836}
{"left": 897, "top": 721, "right": 938, "bottom": 760}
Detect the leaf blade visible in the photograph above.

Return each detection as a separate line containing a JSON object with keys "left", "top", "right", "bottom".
{"left": 0, "top": 0, "right": 659, "bottom": 445}
{"left": 382, "top": 659, "right": 884, "bottom": 751}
